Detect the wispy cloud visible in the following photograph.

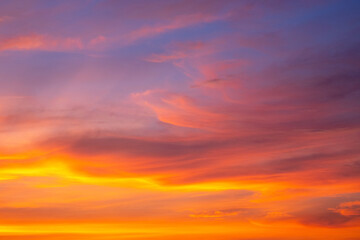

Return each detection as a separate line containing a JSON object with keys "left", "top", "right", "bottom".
{"left": 0, "top": 0, "right": 360, "bottom": 239}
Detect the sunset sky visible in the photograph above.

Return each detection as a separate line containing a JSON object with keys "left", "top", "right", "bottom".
{"left": 0, "top": 0, "right": 360, "bottom": 239}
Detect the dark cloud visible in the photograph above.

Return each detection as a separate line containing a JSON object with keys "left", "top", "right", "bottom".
{"left": 70, "top": 136, "right": 220, "bottom": 158}
{"left": 297, "top": 210, "right": 359, "bottom": 228}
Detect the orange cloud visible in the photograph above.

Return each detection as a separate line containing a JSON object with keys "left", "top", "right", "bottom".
{"left": 189, "top": 208, "right": 243, "bottom": 218}
{"left": 132, "top": 90, "right": 227, "bottom": 130}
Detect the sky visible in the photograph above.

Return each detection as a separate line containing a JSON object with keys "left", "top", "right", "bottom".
{"left": 0, "top": 0, "right": 360, "bottom": 239}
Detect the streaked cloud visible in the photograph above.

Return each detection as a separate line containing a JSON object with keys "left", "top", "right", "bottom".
{"left": 0, "top": 0, "right": 360, "bottom": 239}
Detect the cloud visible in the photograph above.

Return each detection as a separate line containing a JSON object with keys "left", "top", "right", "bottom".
{"left": 145, "top": 41, "right": 208, "bottom": 63}
{"left": 132, "top": 90, "right": 227, "bottom": 130}
{"left": 0, "top": 35, "right": 83, "bottom": 51}
{"left": 125, "top": 13, "right": 227, "bottom": 44}
{"left": 0, "top": 1, "right": 360, "bottom": 239}
{"left": 69, "top": 135, "right": 220, "bottom": 159}
{"left": 189, "top": 208, "right": 244, "bottom": 218}
{"left": 330, "top": 201, "right": 360, "bottom": 217}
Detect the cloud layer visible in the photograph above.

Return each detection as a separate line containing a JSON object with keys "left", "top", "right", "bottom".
{"left": 0, "top": 0, "right": 360, "bottom": 239}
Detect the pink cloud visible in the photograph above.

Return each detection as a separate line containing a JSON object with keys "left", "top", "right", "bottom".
{"left": 0, "top": 34, "right": 83, "bottom": 51}
{"left": 125, "top": 13, "right": 227, "bottom": 44}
